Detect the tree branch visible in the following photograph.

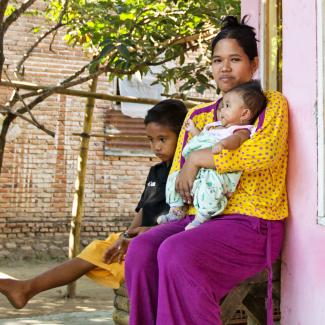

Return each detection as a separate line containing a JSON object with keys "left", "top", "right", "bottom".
{"left": 3, "top": 70, "right": 55, "bottom": 137}
{"left": 16, "top": 0, "right": 70, "bottom": 75}
{"left": 15, "top": 22, "right": 64, "bottom": 76}
{"left": 161, "top": 27, "right": 217, "bottom": 48}
{"left": 3, "top": 0, "right": 37, "bottom": 32}
{"left": 0, "top": 0, "right": 10, "bottom": 25}
{"left": 0, "top": 106, "right": 54, "bottom": 137}
{"left": 49, "top": 0, "right": 69, "bottom": 52}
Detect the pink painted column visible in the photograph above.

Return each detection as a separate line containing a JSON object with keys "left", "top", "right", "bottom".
{"left": 281, "top": 0, "right": 325, "bottom": 323}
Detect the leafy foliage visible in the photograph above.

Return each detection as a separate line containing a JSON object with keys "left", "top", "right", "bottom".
{"left": 4, "top": 5, "right": 17, "bottom": 17}
{"left": 45, "top": 0, "right": 240, "bottom": 95}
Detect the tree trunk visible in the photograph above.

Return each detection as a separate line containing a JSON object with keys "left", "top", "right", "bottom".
{"left": 0, "top": 114, "right": 15, "bottom": 174}
{"left": 0, "top": 26, "right": 5, "bottom": 81}
{"left": 66, "top": 74, "right": 98, "bottom": 298}
{"left": 0, "top": 0, "right": 10, "bottom": 81}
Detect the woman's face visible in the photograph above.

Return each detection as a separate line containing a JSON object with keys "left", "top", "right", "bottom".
{"left": 212, "top": 38, "right": 258, "bottom": 93}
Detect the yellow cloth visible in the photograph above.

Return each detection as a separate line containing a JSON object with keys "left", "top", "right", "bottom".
{"left": 170, "top": 90, "right": 288, "bottom": 220}
{"left": 77, "top": 233, "right": 124, "bottom": 289}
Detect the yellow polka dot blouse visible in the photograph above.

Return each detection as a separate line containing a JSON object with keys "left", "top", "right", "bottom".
{"left": 170, "top": 90, "right": 288, "bottom": 220}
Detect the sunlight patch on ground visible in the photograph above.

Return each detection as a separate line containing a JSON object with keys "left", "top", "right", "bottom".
{"left": 0, "top": 311, "right": 114, "bottom": 325}
{"left": 0, "top": 272, "right": 16, "bottom": 280}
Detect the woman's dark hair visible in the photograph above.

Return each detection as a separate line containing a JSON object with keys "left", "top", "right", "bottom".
{"left": 144, "top": 99, "right": 188, "bottom": 135}
{"left": 211, "top": 15, "right": 258, "bottom": 61}
{"left": 229, "top": 80, "right": 267, "bottom": 123}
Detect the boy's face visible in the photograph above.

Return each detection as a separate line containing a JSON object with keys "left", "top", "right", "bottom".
{"left": 145, "top": 122, "right": 178, "bottom": 163}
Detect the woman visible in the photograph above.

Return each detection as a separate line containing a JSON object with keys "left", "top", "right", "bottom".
{"left": 125, "top": 16, "right": 288, "bottom": 325}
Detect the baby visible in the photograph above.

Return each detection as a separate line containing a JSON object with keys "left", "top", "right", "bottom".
{"left": 158, "top": 80, "right": 267, "bottom": 230}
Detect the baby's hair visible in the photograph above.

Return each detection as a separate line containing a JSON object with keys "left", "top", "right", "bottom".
{"left": 229, "top": 80, "right": 267, "bottom": 123}
{"left": 211, "top": 15, "right": 258, "bottom": 61}
{"left": 144, "top": 99, "right": 188, "bottom": 136}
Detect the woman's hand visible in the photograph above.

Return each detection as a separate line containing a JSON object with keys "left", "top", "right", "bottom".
{"left": 175, "top": 154, "right": 200, "bottom": 204}
{"left": 176, "top": 149, "right": 215, "bottom": 204}
{"left": 103, "top": 236, "right": 130, "bottom": 264}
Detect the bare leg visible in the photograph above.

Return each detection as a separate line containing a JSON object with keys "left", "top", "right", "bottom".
{"left": 0, "top": 257, "right": 94, "bottom": 309}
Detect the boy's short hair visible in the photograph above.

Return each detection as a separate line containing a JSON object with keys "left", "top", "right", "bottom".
{"left": 144, "top": 99, "right": 188, "bottom": 135}
{"left": 230, "top": 80, "right": 267, "bottom": 123}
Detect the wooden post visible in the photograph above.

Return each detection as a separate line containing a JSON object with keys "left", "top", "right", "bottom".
{"left": 67, "top": 73, "right": 98, "bottom": 298}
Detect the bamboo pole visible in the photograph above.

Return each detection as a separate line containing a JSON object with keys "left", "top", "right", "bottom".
{"left": 72, "top": 132, "right": 148, "bottom": 139}
{"left": 161, "top": 93, "right": 215, "bottom": 103}
{"left": 66, "top": 73, "right": 98, "bottom": 298}
{"left": 0, "top": 80, "right": 198, "bottom": 107}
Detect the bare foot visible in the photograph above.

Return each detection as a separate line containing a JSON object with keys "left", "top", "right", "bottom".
{"left": 0, "top": 278, "right": 31, "bottom": 309}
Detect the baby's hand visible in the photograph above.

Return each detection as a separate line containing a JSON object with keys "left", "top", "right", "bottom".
{"left": 185, "top": 119, "right": 201, "bottom": 136}
{"left": 185, "top": 119, "right": 196, "bottom": 134}
{"left": 212, "top": 142, "right": 225, "bottom": 154}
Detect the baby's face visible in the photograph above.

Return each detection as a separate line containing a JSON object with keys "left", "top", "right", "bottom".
{"left": 220, "top": 92, "right": 246, "bottom": 127}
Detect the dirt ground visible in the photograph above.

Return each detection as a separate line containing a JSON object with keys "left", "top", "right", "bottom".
{"left": 0, "top": 260, "right": 115, "bottom": 320}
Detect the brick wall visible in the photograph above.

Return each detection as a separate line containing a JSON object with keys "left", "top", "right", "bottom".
{"left": 0, "top": 2, "right": 159, "bottom": 260}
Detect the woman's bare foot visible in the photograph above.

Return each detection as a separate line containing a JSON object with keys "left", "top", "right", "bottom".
{"left": 0, "top": 278, "right": 31, "bottom": 309}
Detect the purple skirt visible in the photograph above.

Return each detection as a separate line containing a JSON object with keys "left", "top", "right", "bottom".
{"left": 125, "top": 214, "right": 285, "bottom": 325}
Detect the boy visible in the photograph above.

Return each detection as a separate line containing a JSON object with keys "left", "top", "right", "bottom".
{"left": 0, "top": 99, "right": 187, "bottom": 309}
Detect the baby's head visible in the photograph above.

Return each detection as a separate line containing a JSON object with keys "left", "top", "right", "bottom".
{"left": 144, "top": 99, "right": 187, "bottom": 163}
{"left": 221, "top": 80, "right": 267, "bottom": 127}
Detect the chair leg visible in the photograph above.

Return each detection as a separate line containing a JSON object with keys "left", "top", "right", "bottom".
{"left": 247, "top": 315, "right": 259, "bottom": 325}
{"left": 221, "top": 282, "right": 251, "bottom": 324}
{"left": 242, "top": 292, "right": 265, "bottom": 325}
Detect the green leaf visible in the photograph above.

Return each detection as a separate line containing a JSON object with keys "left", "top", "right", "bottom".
{"left": 32, "top": 26, "right": 41, "bottom": 34}
{"left": 120, "top": 12, "right": 135, "bottom": 21}
{"left": 117, "top": 44, "right": 130, "bottom": 58}
{"left": 196, "top": 84, "right": 206, "bottom": 94}
{"left": 179, "top": 53, "right": 185, "bottom": 66}
{"left": 98, "top": 43, "right": 115, "bottom": 59}
{"left": 88, "top": 61, "right": 99, "bottom": 74}
{"left": 4, "top": 5, "right": 16, "bottom": 17}
{"left": 196, "top": 73, "right": 209, "bottom": 84}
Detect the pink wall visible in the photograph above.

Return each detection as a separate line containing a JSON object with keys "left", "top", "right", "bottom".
{"left": 241, "top": 1, "right": 260, "bottom": 40}
{"left": 242, "top": 0, "right": 325, "bottom": 323}
{"left": 282, "top": 0, "right": 325, "bottom": 323}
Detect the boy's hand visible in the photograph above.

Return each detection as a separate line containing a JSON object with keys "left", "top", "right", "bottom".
{"left": 212, "top": 142, "right": 225, "bottom": 154}
{"left": 102, "top": 227, "right": 152, "bottom": 264}
{"left": 127, "top": 226, "right": 152, "bottom": 236}
{"left": 103, "top": 237, "right": 130, "bottom": 264}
